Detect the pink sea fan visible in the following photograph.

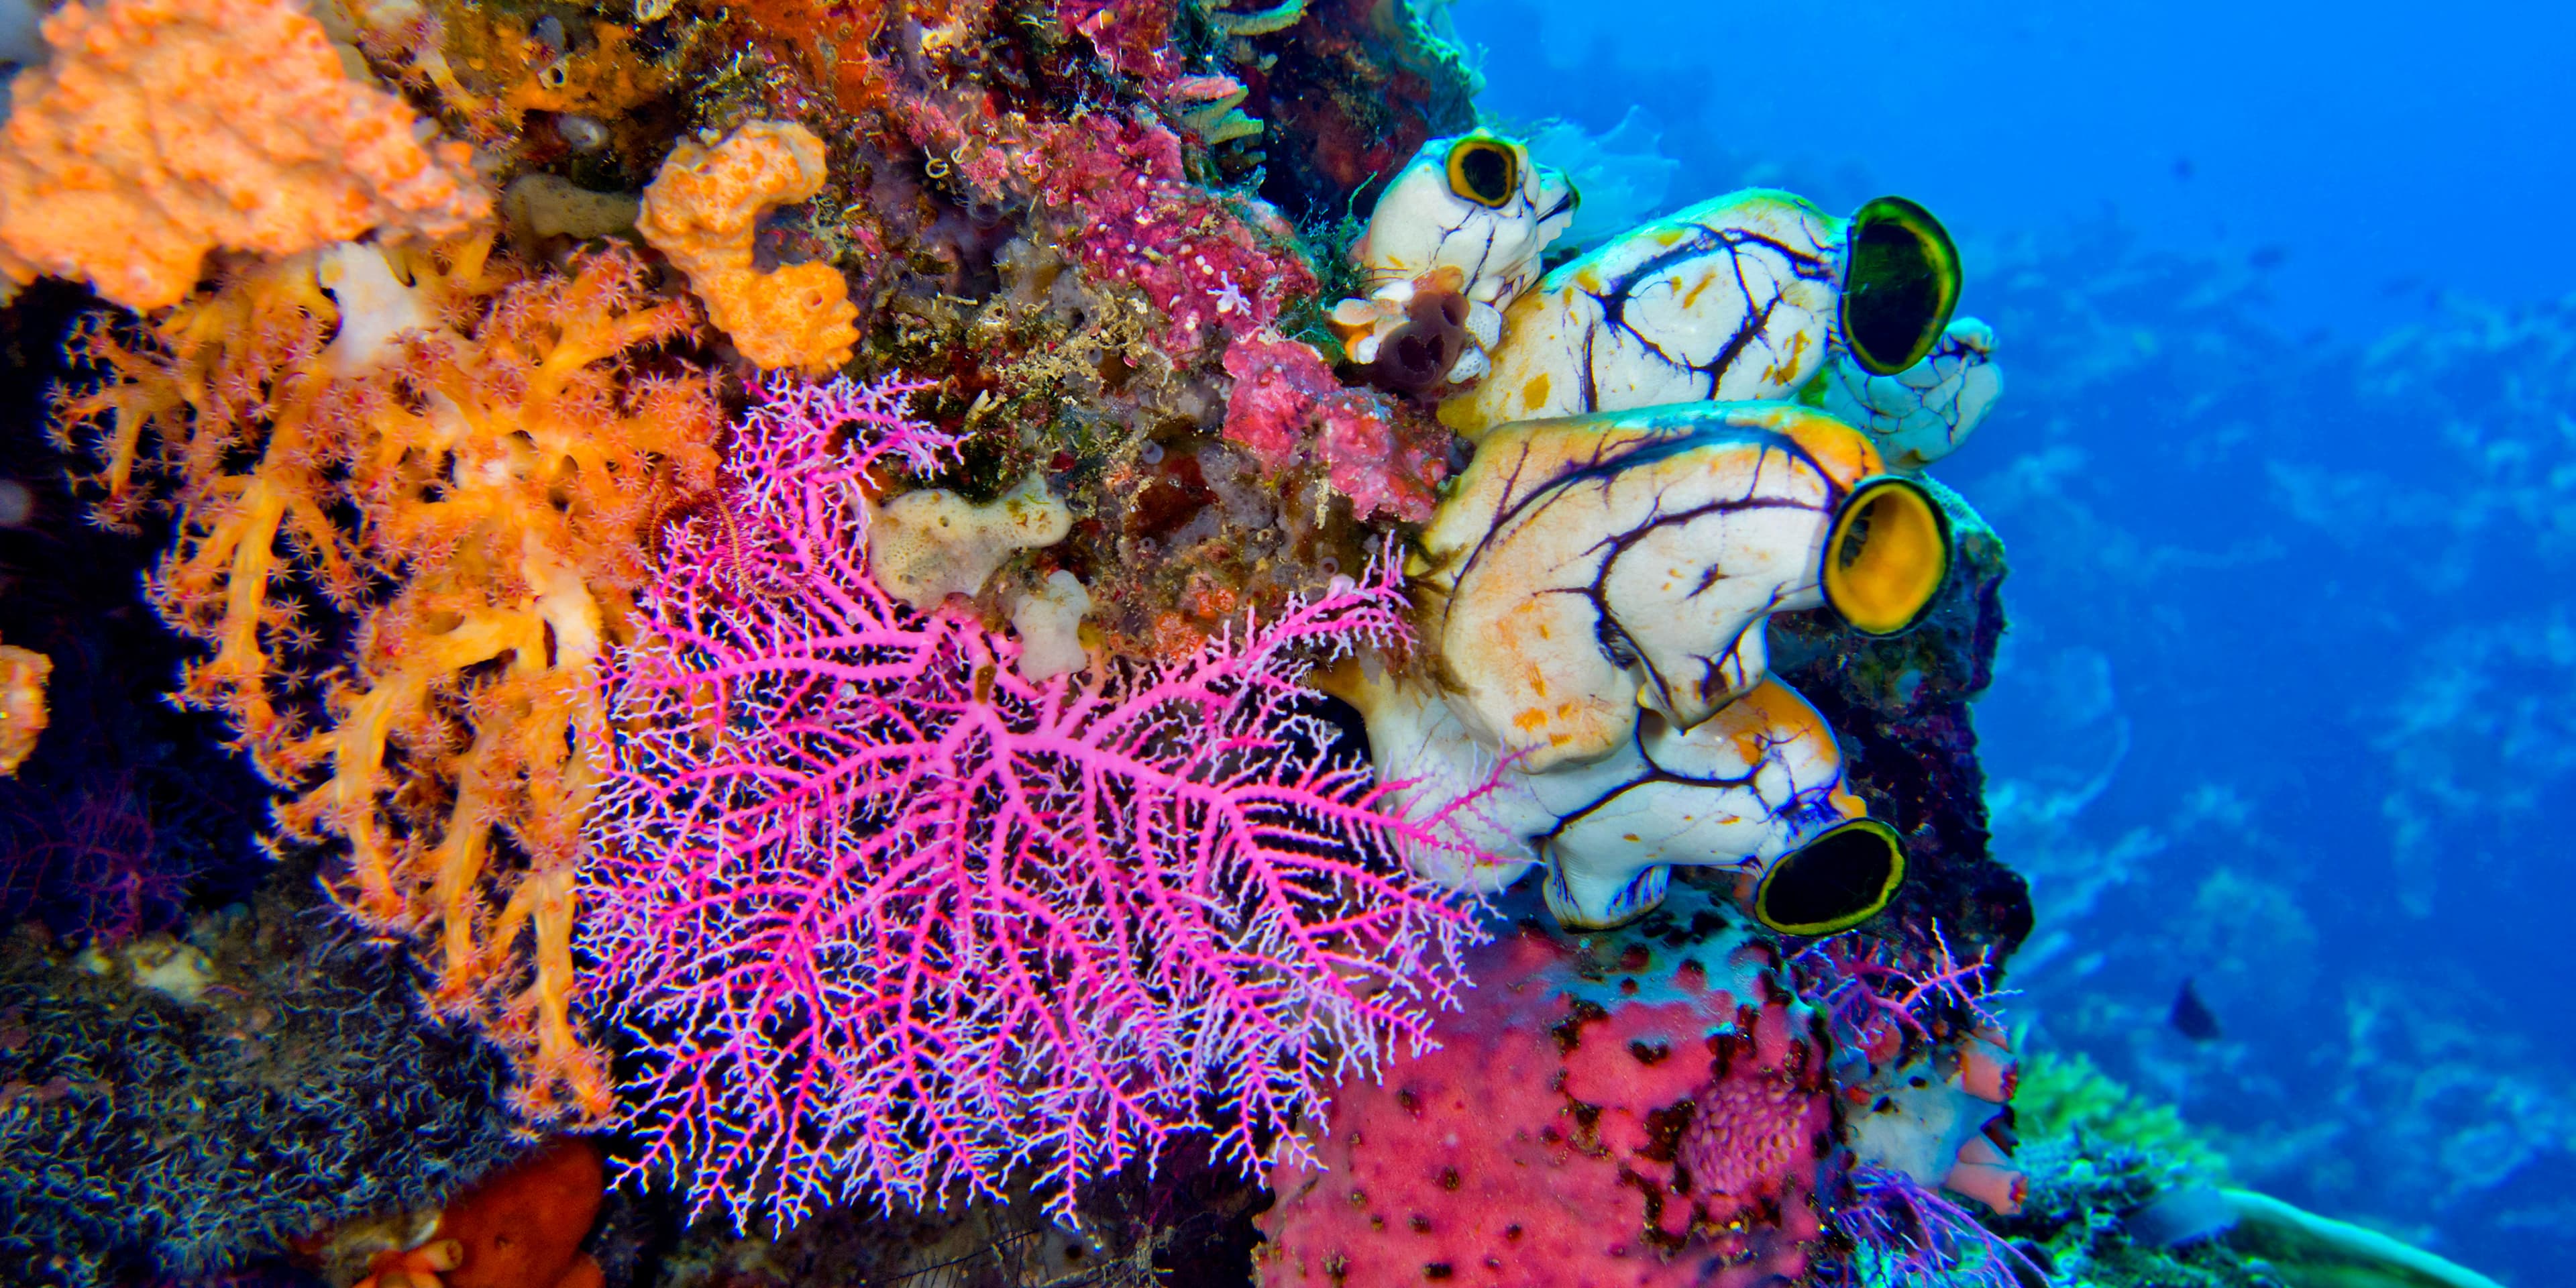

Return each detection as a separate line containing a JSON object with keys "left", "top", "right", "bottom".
{"left": 579, "top": 373, "right": 1490, "bottom": 1230}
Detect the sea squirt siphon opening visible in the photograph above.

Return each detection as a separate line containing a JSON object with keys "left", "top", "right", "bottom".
{"left": 1754, "top": 818, "right": 1908, "bottom": 936}
{"left": 1822, "top": 475, "right": 1951, "bottom": 636}
{"left": 1445, "top": 136, "right": 1521, "bottom": 208}
{"left": 1842, "top": 195, "right": 1964, "bottom": 375}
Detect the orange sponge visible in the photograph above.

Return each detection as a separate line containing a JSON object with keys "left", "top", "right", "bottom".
{"left": 438, "top": 1138, "right": 604, "bottom": 1288}
{"left": 356, "top": 1138, "right": 606, "bottom": 1288}
{"left": 0, "top": 0, "right": 488, "bottom": 311}
{"left": 0, "top": 641, "right": 49, "bottom": 775}
{"left": 637, "top": 121, "right": 857, "bottom": 375}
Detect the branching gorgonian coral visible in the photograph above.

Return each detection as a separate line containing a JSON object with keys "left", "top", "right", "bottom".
{"left": 580, "top": 374, "right": 1493, "bottom": 1229}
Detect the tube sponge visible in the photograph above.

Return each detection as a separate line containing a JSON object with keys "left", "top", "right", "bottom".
{"left": 1009, "top": 570, "right": 1093, "bottom": 682}
{"left": 638, "top": 120, "right": 858, "bottom": 375}
{"left": 0, "top": 0, "right": 488, "bottom": 311}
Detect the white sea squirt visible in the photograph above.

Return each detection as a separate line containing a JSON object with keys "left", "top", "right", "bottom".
{"left": 1407, "top": 400, "right": 1951, "bottom": 773}
{"left": 1330, "top": 130, "right": 1576, "bottom": 391}
{"left": 1814, "top": 316, "right": 2002, "bottom": 471}
{"left": 1332, "top": 667, "right": 1903, "bottom": 933}
{"left": 1439, "top": 193, "right": 1967, "bottom": 437}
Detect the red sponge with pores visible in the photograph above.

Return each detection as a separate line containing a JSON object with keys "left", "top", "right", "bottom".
{"left": 1258, "top": 907, "right": 1833, "bottom": 1287}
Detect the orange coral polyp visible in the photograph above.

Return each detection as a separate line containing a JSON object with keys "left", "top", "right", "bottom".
{"left": 55, "top": 235, "right": 718, "bottom": 1122}
{"left": 639, "top": 121, "right": 858, "bottom": 376}
{"left": 0, "top": 0, "right": 489, "bottom": 311}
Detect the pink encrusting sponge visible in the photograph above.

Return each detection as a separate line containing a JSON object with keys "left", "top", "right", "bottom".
{"left": 1257, "top": 885, "right": 1833, "bottom": 1287}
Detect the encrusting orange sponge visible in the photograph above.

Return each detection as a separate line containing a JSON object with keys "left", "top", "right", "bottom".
{"left": 0, "top": 641, "right": 50, "bottom": 775}
{"left": 352, "top": 1138, "right": 606, "bottom": 1288}
{"left": 0, "top": 0, "right": 489, "bottom": 312}
{"left": 637, "top": 121, "right": 857, "bottom": 375}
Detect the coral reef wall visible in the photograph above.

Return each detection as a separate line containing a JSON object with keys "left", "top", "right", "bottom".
{"left": 0, "top": 0, "right": 2347, "bottom": 1283}
{"left": 1772, "top": 481, "right": 2029, "bottom": 963}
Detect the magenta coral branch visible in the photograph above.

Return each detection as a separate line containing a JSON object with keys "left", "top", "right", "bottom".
{"left": 1843, "top": 1163, "right": 2042, "bottom": 1287}
{"left": 1794, "top": 922, "right": 2015, "bottom": 1055}
{"left": 580, "top": 374, "right": 1490, "bottom": 1230}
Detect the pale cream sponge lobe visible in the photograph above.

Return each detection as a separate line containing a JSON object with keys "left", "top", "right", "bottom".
{"left": 1009, "top": 570, "right": 1093, "bottom": 682}
{"left": 867, "top": 474, "right": 1073, "bottom": 612}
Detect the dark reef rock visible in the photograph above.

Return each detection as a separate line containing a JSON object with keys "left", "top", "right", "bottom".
{"left": 0, "top": 877, "right": 523, "bottom": 1287}
{"left": 0, "top": 280, "right": 269, "bottom": 945}
{"left": 1243, "top": 0, "right": 1480, "bottom": 223}
{"left": 640, "top": 1144, "right": 1263, "bottom": 1288}
{"left": 1772, "top": 478, "right": 2033, "bottom": 963}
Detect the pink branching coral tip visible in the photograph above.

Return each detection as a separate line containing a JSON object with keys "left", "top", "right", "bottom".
{"left": 1793, "top": 920, "right": 2015, "bottom": 1058}
{"left": 580, "top": 373, "right": 1495, "bottom": 1230}
{"left": 1845, "top": 1163, "right": 2042, "bottom": 1287}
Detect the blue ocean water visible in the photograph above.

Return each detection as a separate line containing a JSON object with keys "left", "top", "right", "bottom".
{"left": 1454, "top": 0, "right": 2576, "bottom": 341}
{"left": 1450, "top": 0, "right": 2576, "bottom": 1281}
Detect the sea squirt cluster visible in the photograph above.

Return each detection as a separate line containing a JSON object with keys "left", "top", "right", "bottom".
{"left": 0, "top": 0, "right": 2143, "bottom": 1281}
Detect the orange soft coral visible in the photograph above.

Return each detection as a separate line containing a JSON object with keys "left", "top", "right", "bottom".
{"left": 637, "top": 121, "right": 857, "bottom": 376}
{"left": 0, "top": 0, "right": 489, "bottom": 312}
{"left": 52, "top": 234, "right": 720, "bottom": 1120}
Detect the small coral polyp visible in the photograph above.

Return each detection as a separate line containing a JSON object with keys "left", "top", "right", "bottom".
{"left": 56, "top": 233, "right": 722, "bottom": 1121}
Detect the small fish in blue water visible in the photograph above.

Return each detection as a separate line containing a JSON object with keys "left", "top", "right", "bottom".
{"left": 2169, "top": 977, "right": 2222, "bottom": 1042}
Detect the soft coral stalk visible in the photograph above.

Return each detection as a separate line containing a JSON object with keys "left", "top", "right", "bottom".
{"left": 581, "top": 374, "right": 1489, "bottom": 1230}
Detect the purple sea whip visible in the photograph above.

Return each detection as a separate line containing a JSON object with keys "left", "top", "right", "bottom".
{"left": 579, "top": 374, "right": 1491, "bottom": 1228}
{"left": 1841, "top": 1163, "right": 2043, "bottom": 1287}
